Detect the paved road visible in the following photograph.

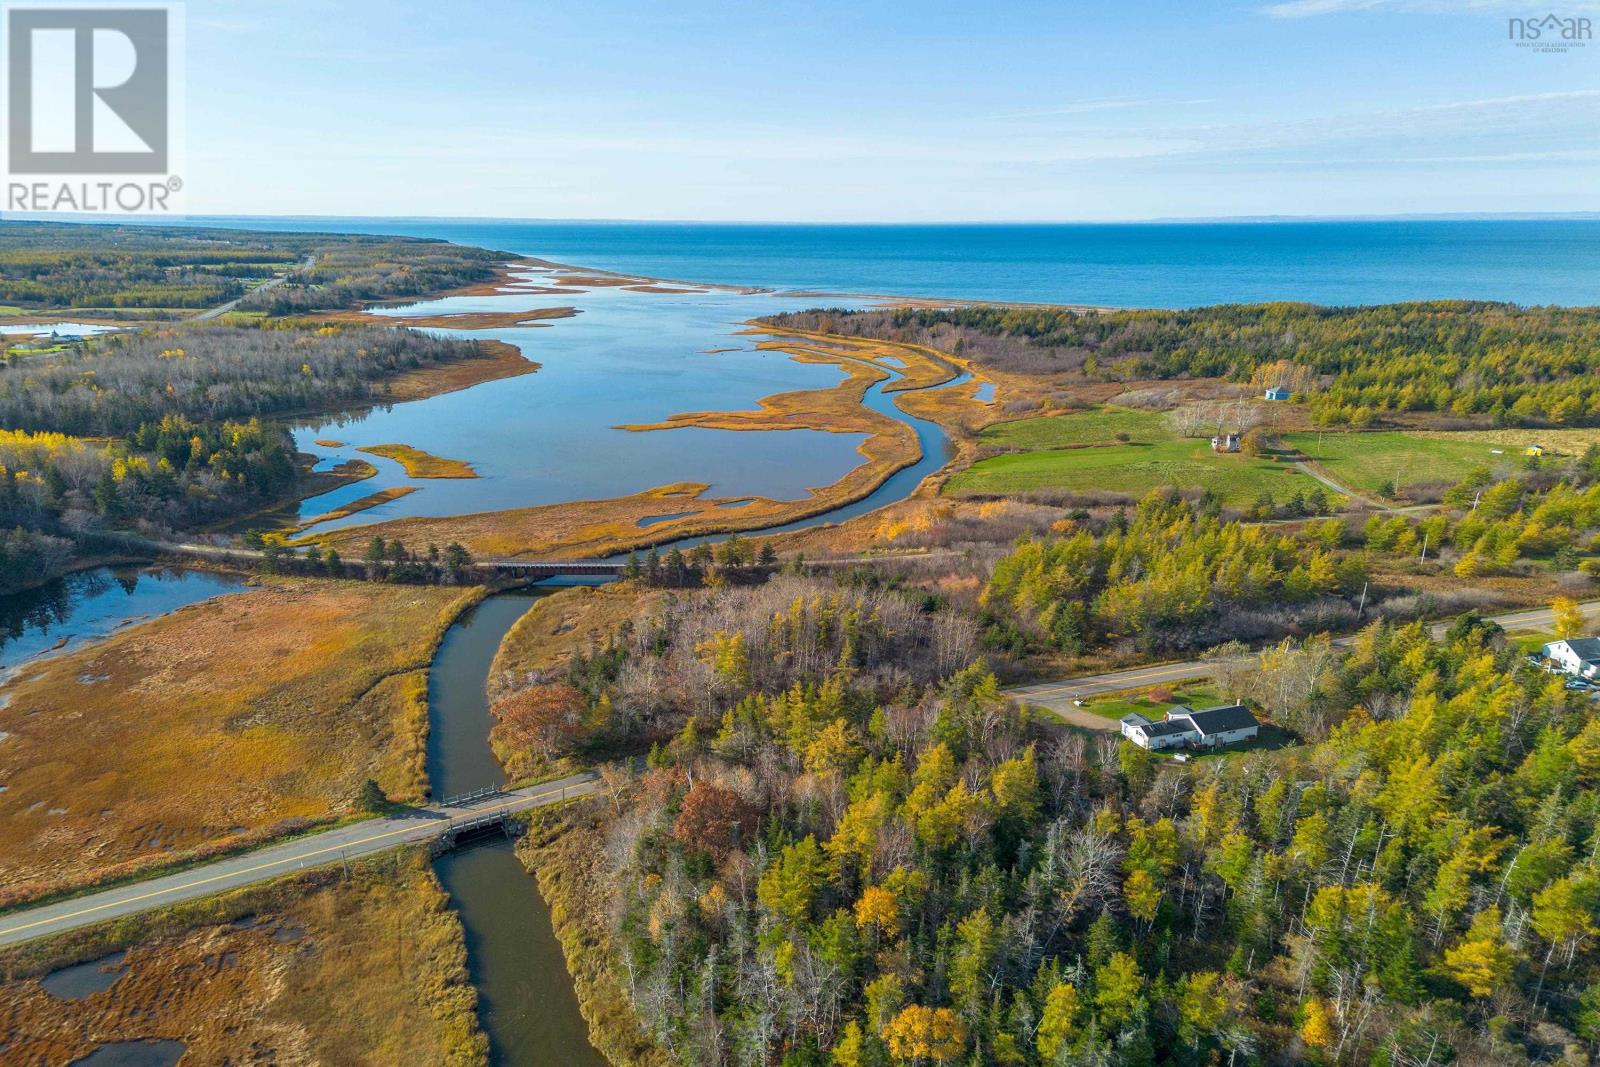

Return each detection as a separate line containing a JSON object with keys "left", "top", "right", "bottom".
{"left": 0, "top": 773, "right": 597, "bottom": 948}
{"left": 192, "top": 254, "right": 314, "bottom": 321}
{"left": 1008, "top": 598, "right": 1600, "bottom": 730}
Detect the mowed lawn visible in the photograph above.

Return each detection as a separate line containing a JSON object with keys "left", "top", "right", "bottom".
{"left": 1281, "top": 431, "right": 1524, "bottom": 496}
{"left": 0, "top": 578, "right": 482, "bottom": 903}
{"left": 1084, "top": 684, "right": 1223, "bottom": 722}
{"left": 949, "top": 406, "right": 1327, "bottom": 506}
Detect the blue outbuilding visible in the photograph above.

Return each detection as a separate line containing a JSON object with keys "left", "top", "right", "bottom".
{"left": 1264, "top": 385, "right": 1291, "bottom": 401}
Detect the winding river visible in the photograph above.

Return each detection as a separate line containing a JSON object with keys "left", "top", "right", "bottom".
{"left": 6, "top": 261, "right": 973, "bottom": 1065}
{"left": 417, "top": 330, "right": 969, "bottom": 1062}
{"left": 422, "top": 355, "right": 968, "bottom": 1062}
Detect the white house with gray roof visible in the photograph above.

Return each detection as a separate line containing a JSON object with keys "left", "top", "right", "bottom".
{"left": 1543, "top": 637, "right": 1600, "bottom": 680}
{"left": 1120, "top": 703, "right": 1260, "bottom": 751}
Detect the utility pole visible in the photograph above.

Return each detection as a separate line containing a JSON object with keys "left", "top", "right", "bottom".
{"left": 1418, "top": 532, "right": 1429, "bottom": 564}
{"left": 1356, "top": 581, "right": 1369, "bottom": 621}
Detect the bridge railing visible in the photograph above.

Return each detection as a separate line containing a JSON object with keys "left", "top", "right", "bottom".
{"left": 451, "top": 812, "right": 509, "bottom": 834}
{"left": 440, "top": 784, "right": 500, "bottom": 807}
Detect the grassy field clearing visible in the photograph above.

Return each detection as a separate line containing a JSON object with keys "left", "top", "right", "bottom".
{"left": 976, "top": 406, "right": 1172, "bottom": 451}
{"left": 947, "top": 441, "right": 1324, "bottom": 505}
{"left": 948, "top": 406, "right": 1326, "bottom": 506}
{"left": 0, "top": 851, "right": 483, "bottom": 1065}
{"left": 490, "top": 584, "right": 665, "bottom": 703}
{"left": 1281, "top": 430, "right": 1527, "bottom": 495}
{"left": 0, "top": 579, "right": 481, "bottom": 904}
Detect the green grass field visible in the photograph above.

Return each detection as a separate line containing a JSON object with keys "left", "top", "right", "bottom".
{"left": 947, "top": 442, "right": 1325, "bottom": 505}
{"left": 950, "top": 406, "right": 1326, "bottom": 505}
{"left": 1281, "top": 431, "right": 1519, "bottom": 496}
{"left": 1085, "top": 683, "right": 1222, "bottom": 722}
{"left": 1507, "top": 631, "right": 1555, "bottom": 655}
{"left": 978, "top": 406, "right": 1171, "bottom": 450}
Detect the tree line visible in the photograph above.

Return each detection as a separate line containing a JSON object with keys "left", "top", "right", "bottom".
{"left": 1358, "top": 446, "right": 1600, "bottom": 580}
{"left": 0, "top": 220, "right": 500, "bottom": 312}
{"left": 0, "top": 321, "right": 488, "bottom": 437}
{"left": 765, "top": 303, "right": 1600, "bottom": 429}
{"left": 241, "top": 240, "right": 501, "bottom": 314}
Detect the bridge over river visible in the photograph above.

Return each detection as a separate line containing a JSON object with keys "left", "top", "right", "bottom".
{"left": 0, "top": 774, "right": 597, "bottom": 949}
{"left": 481, "top": 558, "right": 625, "bottom": 578}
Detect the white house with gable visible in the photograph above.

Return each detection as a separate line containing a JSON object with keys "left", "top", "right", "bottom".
{"left": 1543, "top": 637, "right": 1600, "bottom": 680}
{"left": 1120, "top": 703, "right": 1261, "bottom": 751}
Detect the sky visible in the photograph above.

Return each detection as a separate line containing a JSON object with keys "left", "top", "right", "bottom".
{"left": 180, "top": 0, "right": 1600, "bottom": 221}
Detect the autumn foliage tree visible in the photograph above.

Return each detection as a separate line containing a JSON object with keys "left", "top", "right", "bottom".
{"left": 489, "top": 683, "right": 586, "bottom": 775}
{"left": 671, "top": 780, "right": 757, "bottom": 859}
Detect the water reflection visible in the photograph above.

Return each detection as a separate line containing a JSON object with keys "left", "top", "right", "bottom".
{"left": 0, "top": 566, "right": 248, "bottom": 676}
{"left": 427, "top": 589, "right": 607, "bottom": 1066}
{"left": 292, "top": 278, "right": 884, "bottom": 534}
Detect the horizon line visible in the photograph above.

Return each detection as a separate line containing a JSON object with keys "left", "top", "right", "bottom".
{"left": 11, "top": 210, "right": 1600, "bottom": 228}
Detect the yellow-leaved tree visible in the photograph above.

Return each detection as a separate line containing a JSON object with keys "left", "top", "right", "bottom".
{"left": 1300, "top": 997, "right": 1335, "bottom": 1050}
{"left": 1552, "top": 596, "right": 1585, "bottom": 639}
{"left": 880, "top": 1004, "right": 967, "bottom": 1065}
{"left": 1438, "top": 906, "right": 1515, "bottom": 997}
{"left": 1035, "top": 981, "right": 1081, "bottom": 1061}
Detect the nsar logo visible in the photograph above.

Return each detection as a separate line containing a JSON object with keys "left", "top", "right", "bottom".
{"left": 1507, "top": 12, "right": 1592, "bottom": 51}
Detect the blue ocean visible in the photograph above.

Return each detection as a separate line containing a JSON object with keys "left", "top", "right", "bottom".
{"left": 184, "top": 216, "right": 1600, "bottom": 308}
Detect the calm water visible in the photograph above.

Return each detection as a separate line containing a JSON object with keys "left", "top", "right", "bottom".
{"left": 293, "top": 275, "right": 880, "bottom": 533}
{"left": 426, "top": 592, "right": 546, "bottom": 797}
{"left": 187, "top": 215, "right": 1600, "bottom": 307}
{"left": 0, "top": 566, "right": 248, "bottom": 677}
{"left": 67, "top": 1040, "right": 186, "bottom": 1067}
{"left": 435, "top": 841, "right": 606, "bottom": 1067}
{"left": 428, "top": 590, "right": 606, "bottom": 1067}
{"left": 39, "top": 951, "right": 128, "bottom": 1000}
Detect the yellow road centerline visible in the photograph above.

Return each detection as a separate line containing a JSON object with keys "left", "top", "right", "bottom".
{"left": 0, "top": 783, "right": 587, "bottom": 938}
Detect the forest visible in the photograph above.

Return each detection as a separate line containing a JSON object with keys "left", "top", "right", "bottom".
{"left": 981, "top": 491, "right": 1368, "bottom": 656}
{"left": 0, "top": 221, "right": 500, "bottom": 312}
{"left": 0, "top": 419, "right": 296, "bottom": 592}
{"left": 467, "top": 437, "right": 1600, "bottom": 1066}
{"left": 764, "top": 303, "right": 1600, "bottom": 429}
{"left": 0, "top": 322, "right": 487, "bottom": 436}
{"left": 0, "top": 223, "right": 301, "bottom": 309}
{"left": 487, "top": 569, "right": 1600, "bottom": 1066}
{"left": 241, "top": 239, "right": 502, "bottom": 313}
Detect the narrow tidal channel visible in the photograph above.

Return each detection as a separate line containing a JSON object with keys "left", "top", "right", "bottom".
{"left": 422, "top": 357, "right": 969, "bottom": 1064}
{"left": 427, "top": 591, "right": 607, "bottom": 1067}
